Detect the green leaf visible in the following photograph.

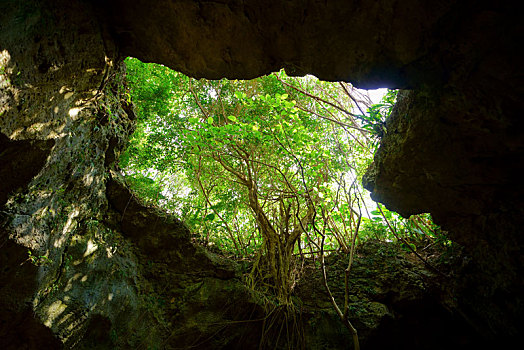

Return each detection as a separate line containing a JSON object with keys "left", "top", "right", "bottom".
{"left": 234, "top": 91, "right": 245, "bottom": 99}
{"left": 123, "top": 58, "right": 405, "bottom": 263}
{"left": 401, "top": 242, "right": 417, "bottom": 252}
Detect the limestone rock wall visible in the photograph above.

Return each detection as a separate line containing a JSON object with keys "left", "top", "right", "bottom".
{"left": 0, "top": 1, "right": 160, "bottom": 347}
{"left": 363, "top": 12, "right": 524, "bottom": 336}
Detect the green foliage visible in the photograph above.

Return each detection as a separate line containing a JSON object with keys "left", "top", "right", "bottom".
{"left": 27, "top": 249, "right": 52, "bottom": 266}
{"left": 121, "top": 58, "right": 447, "bottom": 302}
{"left": 356, "top": 89, "right": 397, "bottom": 151}
{"left": 124, "top": 174, "right": 165, "bottom": 204}
{"left": 362, "top": 89, "right": 397, "bottom": 134}
{"left": 117, "top": 62, "right": 455, "bottom": 346}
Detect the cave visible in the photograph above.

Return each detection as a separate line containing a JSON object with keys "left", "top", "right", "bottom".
{"left": 1, "top": 0, "right": 522, "bottom": 349}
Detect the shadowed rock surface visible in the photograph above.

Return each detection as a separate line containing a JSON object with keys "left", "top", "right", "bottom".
{"left": 1, "top": 0, "right": 522, "bottom": 348}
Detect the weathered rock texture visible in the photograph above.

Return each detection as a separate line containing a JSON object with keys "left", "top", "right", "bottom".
{"left": 0, "top": 1, "right": 150, "bottom": 347}
{"left": 96, "top": 0, "right": 461, "bottom": 87}
{"left": 363, "top": 11, "right": 524, "bottom": 340}
{"left": 1, "top": 0, "right": 523, "bottom": 348}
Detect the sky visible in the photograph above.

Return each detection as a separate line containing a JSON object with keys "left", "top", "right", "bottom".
{"left": 367, "top": 88, "right": 388, "bottom": 104}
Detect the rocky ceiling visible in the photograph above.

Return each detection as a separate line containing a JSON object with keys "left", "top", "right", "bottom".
{"left": 1, "top": 0, "right": 523, "bottom": 347}
{"left": 97, "top": 0, "right": 481, "bottom": 87}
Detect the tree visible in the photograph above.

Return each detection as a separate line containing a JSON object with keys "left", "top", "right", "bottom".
{"left": 122, "top": 58, "right": 445, "bottom": 348}
{"left": 122, "top": 59, "right": 371, "bottom": 302}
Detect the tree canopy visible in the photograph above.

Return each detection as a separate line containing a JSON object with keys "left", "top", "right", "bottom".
{"left": 120, "top": 58, "right": 449, "bottom": 348}
{"left": 120, "top": 57, "right": 445, "bottom": 326}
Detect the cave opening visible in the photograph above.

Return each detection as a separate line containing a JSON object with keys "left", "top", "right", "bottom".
{"left": 112, "top": 57, "right": 481, "bottom": 349}
{"left": 119, "top": 57, "right": 440, "bottom": 258}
